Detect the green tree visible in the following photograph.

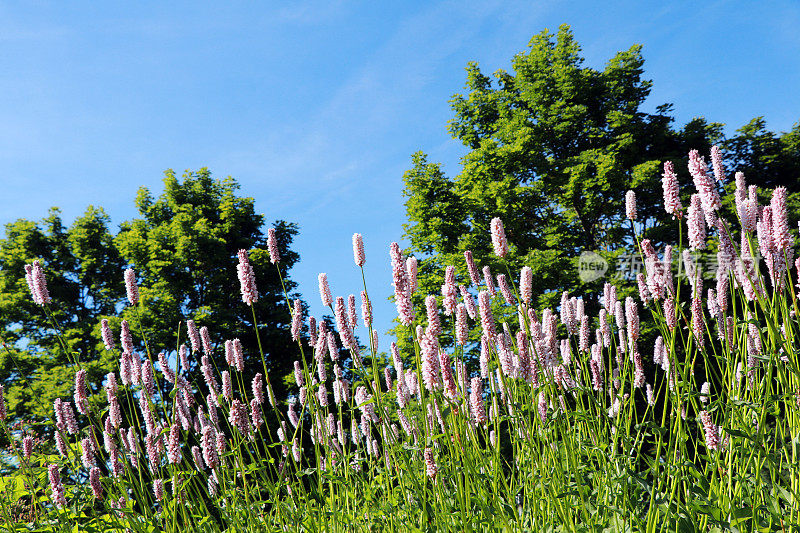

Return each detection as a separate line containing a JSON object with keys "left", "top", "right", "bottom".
{"left": 399, "top": 25, "right": 799, "bottom": 355}
{"left": 0, "top": 169, "right": 303, "bottom": 425}
{"left": 401, "top": 25, "right": 687, "bottom": 346}
{"left": 115, "top": 168, "right": 302, "bottom": 402}
{"left": 0, "top": 206, "right": 123, "bottom": 420}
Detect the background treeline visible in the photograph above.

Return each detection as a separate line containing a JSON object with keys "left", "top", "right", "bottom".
{"left": 0, "top": 169, "right": 304, "bottom": 430}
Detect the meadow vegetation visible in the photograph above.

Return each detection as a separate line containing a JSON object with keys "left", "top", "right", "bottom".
{"left": 1, "top": 147, "right": 799, "bottom": 532}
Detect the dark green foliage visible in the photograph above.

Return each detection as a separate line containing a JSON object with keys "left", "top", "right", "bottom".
{"left": 0, "top": 169, "right": 303, "bottom": 423}
{"left": 399, "top": 24, "right": 800, "bottom": 356}
{"left": 0, "top": 206, "right": 123, "bottom": 420}
{"left": 115, "top": 168, "right": 303, "bottom": 401}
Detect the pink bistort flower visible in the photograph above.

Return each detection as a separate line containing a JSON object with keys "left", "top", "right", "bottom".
{"left": 124, "top": 268, "right": 139, "bottom": 306}
{"left": 687, "top": 194, "right": 706, "bottom": 250}
{"left": 490, "top": 217, "right": 509, "bottom": 258}
{"left": 267, "top": 227, "right": 280, "bottom": 264}
{"left": 187, "top": 320, "right": 201, "bottom": 353}
{"left": 25, "top": 260, "right": 52, "bottom": 306}
{"left": 478, "top": 290, "right": 496, "bottom": 338}
{"left": 710, "top": 145, "right": 726, "bottom": 182}
{"left": 101, "top": 319, "right": 115, "bottom": 350}
{"left": 425, "top": 295, "right": 441, "bottom": 337}
{"left": 352, "top": 233, "right": 365, "bottom": 267}
{"left": 49, "top": 464, "right": 66, "bottom": 507}
{"left": 625, "top": 190, "right": 637, "bottom": 220}
{"left": 424, "top": 448, "right": 438, "bottom": 479}
{"left": 455, "top": 303, "right": 468, "bottom": 346}
{"left": 74, "top": 370, "right": 89, "bottom": 415}
{"left": 662, "top": 161, "right": 683, "bottom": 218}
{"left": 771, "top": 187, "right": 791, "bottom": 252}
{"left": 464, "top": 250, "right": 480, "bottom": 286}
{"left": 237, "top": 249, "right": 259, "bottom": 305}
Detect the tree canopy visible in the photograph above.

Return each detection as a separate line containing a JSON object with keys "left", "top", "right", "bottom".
{"left": 0, "top": 206, "right": 123, "bottom": 421}
{"left": 0, "top": 169, "right": 303, "bottom": 422}
{"left": 400, "top": 24, "right": 800, "bottom": 352}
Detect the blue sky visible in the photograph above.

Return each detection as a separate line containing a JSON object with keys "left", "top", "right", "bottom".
{"left": 1, "top": 0, "right": 799, "bottom": 347}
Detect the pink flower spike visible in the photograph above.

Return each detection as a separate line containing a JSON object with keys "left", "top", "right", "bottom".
{"left": 406, "top": 256, "right": 418, "bottom": 294}
{"left": 519, "top": 266, "right": 532, "bottom": 304}
{"left": 626, "top": 297, "right": 639, "bottom": 341}
{"left": 233, "top": 338, "right": 244, "bottom": 372}
{"left": 335, "top": 296, "right": 356, "bottom": 349}
{"left": 48, "top": 464, "right": 66, "bottom": 507}
{"left": 483, "top": 266, "right": 495, "bottom": 296}
{"left": 22, "top": 435, "right": 33, "bottom": 460}
{"left": 699, "top": 410, "right": 720, "bottom": 451}
{"left": 478, "top": 290, "right": 496, "bottom": 338}
{"left": 267, "top": 227, "right": 280, "bottom": 264}
{"left": 187, "top": 320, "right": 201, "bottom": 353}
{"left": 347, "top": 294, "right": 358, "bottom": 329}
{"left": 253, "top": 372, "right": 265, "bottom": 404}
{"left": 141, "top": 362, "right": 155, "bottom": 398}
{"left": 464, "top": 250, "right": 480, "bottom": 286}
{"left": 74, "top": 370, "right": 89, "bottom": 415}
{"left": 442, "top": 265, "right": 457, "bottom": 315}
{"left": 308, "top": 316, "right": 317, "bottom": 346}
{"left": 455, "top": 303, "right": 468, "bottom": 346}
{"left": 460, "top": 285, "right": 477, "bottom": 320}
{"left": 25, "top": 260, "right": 51, "bottom": 305}
{"left": 168, "top": 425, "right": 181, "bottom": 464}
{"left": 61, "top": 401, "right": 78, "bottom": 434}
{"left": 229, "top": 399, "right": 251, "bottom": 435}
{"left": 124, "top": 268, "right": 139, "bottom": 306}
{"left": 222, "top": 371, "right": 232, "bottom": 402}
{"left": 291, "top": 299, "right": 303, "bottom": 341}
{"left": 32, "top": 260, "right": 52, "bottom": 305}
{"left": 687, "top": 194, "right": 706, "bottom": 250}
{"left": 497, "top": 274, "right": 515, "bottom": 306}
{"left": 236, "top": 249, "right": 259, "bottom": 306}
{"left": 201, "top": 425, "right": 219, "bottom": 469}
{"left": 710, "top": 145, "right": 726, "bottom": 182}
{"left": 538, "top": 391, "right": 548, "bottom": 423}
{"left": 662, "top": 161, "right": 683, "bottom": 218}
{"left": 771, "top": 187, "right": 791, "bottom": 252}
{"left": 318, "top": 273, "right": 333, "bottom": 307}
{"left": 424, "top": 448, "right": 438, "bottom": 479}
{"left": 101, "top": 319, "right": 115, "bottom": 350}
{"left": 200, "top": 326, "right": 212, "bottom": 355}
{"left": 120, "top": 320, "right": 134, "bottom": 356}
{"left": 352, "top": 233, "right": 365, "bottom": 267}
{"left": 625, "top": 190, "right": 637, "bottom": 220}
{"left": 425, "top": 295, "right": 441, "bottom": 337}
{"left": 688, "top": 149, "right": 721, "bottom": 217}
{"left": 490, "top": 217, "right": 509, "bottom": 258}
{"left": 224, "top": 339, "right": 234, "bottom": 365}
{"left": 153, "top": 479, "right": 164, "bottom": 502}
{"left": 421, "top": 334, "right": 440, "bottom": 392}
{"left": 470, "top": 377, "right": 486, "bottom": 424}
